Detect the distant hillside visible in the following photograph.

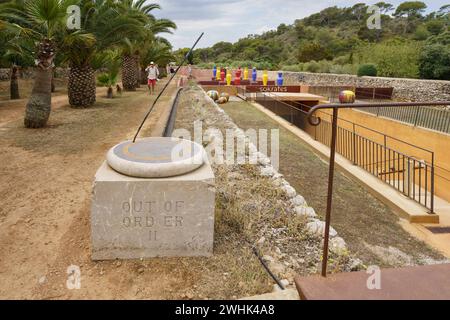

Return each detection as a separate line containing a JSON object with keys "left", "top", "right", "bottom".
{"left": 177, "top": 2, "right": 450, "bottom": 80}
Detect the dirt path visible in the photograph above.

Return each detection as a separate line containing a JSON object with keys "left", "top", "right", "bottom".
{"left": 221, "top": 101, "right": 445, "bottom": 267}
{"left": 0, "top": 82, "right": 176, "bottom": 299}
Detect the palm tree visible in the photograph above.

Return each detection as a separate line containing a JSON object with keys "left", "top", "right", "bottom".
{"left": 63, "top": 0, "right": 144, "bottom": 107}
{"left": 116, "top": 0, "right": 175, "bottom": 91}
{"left": 0, "top": 1, "right": 35, "bottom": 100}
{"left": 24, "top": 0, "right": 74, "bottom": 128}
{"left": 62, "top": 30, "right": 96, "bottom": 107}
{"left": 140, "top": 37, "right": 174, "bottom": 84}
{"left": 96, "top": 50, "right": 121, "bottom": 98}
{"left": 1, "top": 0, "right": 76, "bottom": 128}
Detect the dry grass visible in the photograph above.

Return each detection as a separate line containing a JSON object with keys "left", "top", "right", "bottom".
{"left": 221, "top": 100, "right": 445, "bottom": 267}
{"left": 170, "top": 85, "right": 358, "bottom": 298}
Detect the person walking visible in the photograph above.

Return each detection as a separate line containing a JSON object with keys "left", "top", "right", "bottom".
{"left": 145, "top": 62, "right": 159, "bottom": 95}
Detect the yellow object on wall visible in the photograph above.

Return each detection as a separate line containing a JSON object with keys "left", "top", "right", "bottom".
{"left": 216, "top": 67, "right": 221, "bottom": 80}
{"left": 226, "top": 73, "right": 232, "bottom": 86}
{"left": 244, "top": 68, "right": 249, "bottom": 80}
{"left": 262, "top": 70, "right": 268, "bottom": 86}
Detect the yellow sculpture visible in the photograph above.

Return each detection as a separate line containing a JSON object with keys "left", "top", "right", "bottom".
{"left": 216, "top": 67, "right": 221, "bottom": 80}
{"left": 226, "top": 71, "right": 232, "bottom": 86}
{"left": 262, "top": 70, "right": 268, "bottom": 86}
{"left": 243, "top": 67, "right": 249, "bottom": 80}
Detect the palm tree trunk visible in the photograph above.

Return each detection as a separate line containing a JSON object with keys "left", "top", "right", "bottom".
{"left": 141, "top": 66, "right": 148, "bottom": 85}
{"left": 10, "top": 65, "right": 20, "bottom": 100}
{"left": 135, "top": 54, "right": 141, "bottom": 88}
{"left": 107, "top": 86, "right": 113, "bottom": 98}
{"left": 24, "top": 67, "right": 52, "bottom": 128}
{"left": 122, "top": 54, "right": 136, "bottom": 91}
{"left": 51, "top": 69, "right": 56, "bottom": 93}
{"left": 68, "top": 64, "right": 96, "bottom": 108}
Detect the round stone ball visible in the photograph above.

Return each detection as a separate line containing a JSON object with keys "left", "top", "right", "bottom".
{"left": 217, "top": 97, "right": 228, "bottom": 104}
{"left": 220, "top": 92, "right": 230, "bottom": 102}
{"left": 339, "top": 90, "right": 356, "bottom": 104}
{"left": 207, "top": 90, "right": 219, "bottom": 101}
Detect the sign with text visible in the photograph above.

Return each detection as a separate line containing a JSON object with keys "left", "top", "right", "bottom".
{"left": 245, "top": 85, "right": 301, "bottom": 93}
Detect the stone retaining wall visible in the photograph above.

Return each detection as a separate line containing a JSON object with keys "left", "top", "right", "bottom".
{"left": 0, "top": 67, "right": 70, "bottom": 81}
{"left": 192, "top": 67, "right": 450, "bottom": 103}
{"left": 265, "top": 71, "right": 450, "bottom": 102}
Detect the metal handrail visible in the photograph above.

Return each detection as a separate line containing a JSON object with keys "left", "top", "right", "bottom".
{"left": 306, "top": 101, "right": 450, "bottom": 278}
{"left": 261, "top": 91, "right": 436, "bottom": 160}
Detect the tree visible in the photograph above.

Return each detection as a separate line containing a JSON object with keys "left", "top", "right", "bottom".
{"left": 298, "top": 42, "right": 332, "bottom": 63}
{"left": 140, "top": 38, "right": 174, "bottom": 84}
{"left": 375, "top": 2, "right": 394, "bottom": 14}
{"left": 1, "top": 0, "right": 77, "bottom": 128}
{"left": 96, "top": 50, "right": 121, "bottom": 98}
{"left": 394, "top": 1, "right": 427, "bottom": 34}
{"left": 419, "top": 43, "right": 450, "bottom": 80}
{"left": 116, "top": 1, "right": 175, "bottom": 91}
{"left": 351, "top": 3, "right": 368, "bottom": 22}
{"left": 394, "top": 1, "right": 427, "bottom": 18}
{"left": 426, "top": 20, "right": 445, "bottom": 35}
{"left": 62, "top": 0, "right": 146, "bottom": 107}
{"left": 437, "top": 4, "right": 450, "bottom": 18}
{"left": 0, "top": 15, "right": 34, "bottom": 100}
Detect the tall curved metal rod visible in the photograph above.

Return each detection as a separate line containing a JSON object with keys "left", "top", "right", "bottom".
{"left": 132, "top": 32, "right": 204, "bottom": 143}
{"left": 306, "top": 101, "right": 450, "bottom": 277}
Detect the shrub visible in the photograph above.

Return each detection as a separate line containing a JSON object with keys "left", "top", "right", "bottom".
{"left": 317, "top": 60, "right": 333, "bottom": 73}
{"left": 419, "top": 43, "right": 450, "bottom": 80}
{"left": 357, "top": 64, "right": 378, "bottom": 77}
{"left": 355, "top": 40, "right": 421, "bottom": 78}
{"left": 304, "top": 61, "right": 320, "bottom": 73}
{"left": 330, "top": 64, "right": 357, "bottom": 75}
{"left": 281, "top": 64, "right": 304, "bottom": 72}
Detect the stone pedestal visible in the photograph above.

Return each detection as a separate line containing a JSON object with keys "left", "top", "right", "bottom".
{"left": 91, "top": 161, "right": 215, "bottom": 260}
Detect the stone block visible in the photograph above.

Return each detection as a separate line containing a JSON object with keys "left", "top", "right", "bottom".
{"left": 91, "top": 161, "right": 215, "bottom": 260}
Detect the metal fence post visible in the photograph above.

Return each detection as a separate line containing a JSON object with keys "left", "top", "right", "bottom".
{"left": 431, "top": 152, "right": 435, "bottom": 214}
{"left": 352, "top": 123, "right": 357, "bottom": 165}
{"left": 321, "top": 108, "right": 339, "bottom": 277}
{"left": 413, "top": 105, "right": 420, "bottom": 127}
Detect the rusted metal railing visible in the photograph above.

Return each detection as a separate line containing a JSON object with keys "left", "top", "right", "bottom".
{"left": 255, "top": 93, "right": 444, "bottom": 213}
{"left": 306, "top": 101, "right": 450, "bottom": 277}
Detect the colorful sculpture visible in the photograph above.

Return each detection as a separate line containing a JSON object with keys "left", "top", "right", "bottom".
{"left": 220, "top": 92, "right": 230, "bottom": 102}
{"left": 277, "top": 72, "right": 283, "bottom": 86}
{"left": 207, "top": 90, "right": 219, "bottom": 101}
{"left": 213, "top": 66, "right": 217, "bottom": 78}
{"left": 220, "top": 69, "right": 225, "bottom": 82}
{"left": 216, "top": 67, "right": 221, "bottom": 80}
{"left": 262, "top": 70, "right": 268, "bottom": 86}
{"left": 252, "top": 67, "right": 257, "bottom": 82}
{"left": 235, "top": 67, "right": 242, "bottom": 85}
{"left": 226, "top": 72, "right": 232, "bottom": 86}
{"left": 339, "top": 90, "right": 356, "bottom": 104}
{"left": 243, "top": 67, "right": 249, "bottom": 81}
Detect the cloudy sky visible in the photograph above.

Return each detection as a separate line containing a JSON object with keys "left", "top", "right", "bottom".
{"left": 153, "top": 0, "right": 445, "bottom": 49}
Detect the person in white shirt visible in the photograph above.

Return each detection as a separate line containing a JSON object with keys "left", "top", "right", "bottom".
{"left": 145, "top": 61, "right": 159, "bottom": 95}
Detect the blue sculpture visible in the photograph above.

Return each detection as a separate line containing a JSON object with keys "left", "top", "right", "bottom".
{"left": 213, "top": 66, "right": 217, "bottom": 78}
{"left": 277, "top": 72, "right": 283, "bottom": 86}
{"left": 252, "top": 68, "right": 257, "bottom": 82}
